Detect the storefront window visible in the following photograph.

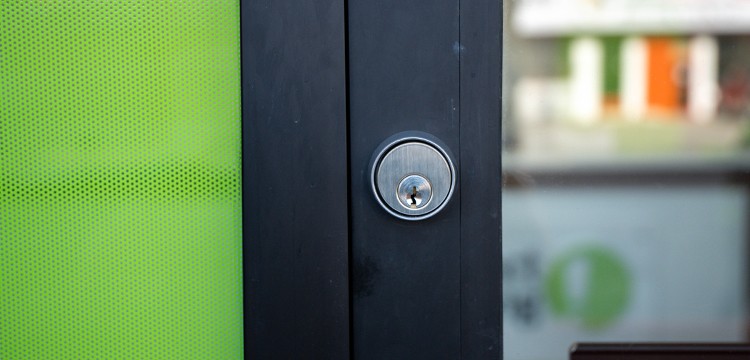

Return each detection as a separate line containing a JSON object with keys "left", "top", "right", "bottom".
{"left": 502, "top": 1, "right": 750, "bottom": 358}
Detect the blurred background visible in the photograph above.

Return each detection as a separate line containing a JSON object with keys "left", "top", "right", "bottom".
{"left": 502, "top": 0, "right": 750, "bottom": 359}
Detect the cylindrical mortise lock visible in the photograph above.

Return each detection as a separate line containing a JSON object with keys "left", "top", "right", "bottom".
{"left": 369, "top": 132, "right": 456, "bottom": 221}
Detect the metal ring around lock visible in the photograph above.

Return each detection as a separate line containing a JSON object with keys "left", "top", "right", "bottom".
{"left": 369, "top": 131, "right": 456, "bottom": 221}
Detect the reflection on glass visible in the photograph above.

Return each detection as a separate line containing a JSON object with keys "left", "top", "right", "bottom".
{"left": 502, "top": 1, "right": 750, "bottom": 359}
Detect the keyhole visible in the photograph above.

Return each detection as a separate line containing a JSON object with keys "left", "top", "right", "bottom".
{"left": 396, "top": 174, "right": 430, "bottom": 210}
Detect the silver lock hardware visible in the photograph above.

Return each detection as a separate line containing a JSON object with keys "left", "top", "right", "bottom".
{"left": 369, "top": 132, "right": 456, "bottom": 220}
{"left": 397, "top": 174, "right": 432, "bottom": 210}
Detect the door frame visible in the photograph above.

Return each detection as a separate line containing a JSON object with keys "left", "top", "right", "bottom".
{"left": 242, "top": 0, "right": 502, "bottom": 358}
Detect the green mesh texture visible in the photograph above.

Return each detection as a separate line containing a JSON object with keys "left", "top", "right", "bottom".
{"left": 0, "top": 1, "right": 243, "bottom": 359}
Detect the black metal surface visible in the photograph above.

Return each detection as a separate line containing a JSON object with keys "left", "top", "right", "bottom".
{"left": 347, "top": 0, "right": 462, "bottom": 358}
{"left": 241, "top": 0, "right": 350, "bottom": 358}
{"left": 459, "top": 0, "right": 503, "bottom": 358}
{"left": 571, "top": 343, "right": 750, "bottom": 360}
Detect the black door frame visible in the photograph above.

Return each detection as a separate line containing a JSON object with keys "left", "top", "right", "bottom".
{"left": 242, "top": 0, "right": 501, "bottom": 358}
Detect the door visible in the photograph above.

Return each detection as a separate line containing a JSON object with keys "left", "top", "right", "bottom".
{"left": 244, "top": 0, "right": 501, "bottom": 359}
{"left": 1, "top": 0, "right": 502, "bottom": 359}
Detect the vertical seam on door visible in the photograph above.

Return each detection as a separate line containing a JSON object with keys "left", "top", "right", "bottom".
{"left": 344, "top": 0, "right": 354, "bottom": 357}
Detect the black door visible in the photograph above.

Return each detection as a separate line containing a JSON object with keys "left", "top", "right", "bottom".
{"left": 244, "top": 0, "right": 502, "bottom": 358}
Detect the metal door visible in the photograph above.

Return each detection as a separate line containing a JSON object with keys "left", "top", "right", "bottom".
{"left": 244, "top": 0, "right": 502, "bottom": 358}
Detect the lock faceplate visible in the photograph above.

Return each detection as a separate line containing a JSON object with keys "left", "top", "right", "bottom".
{"left": 370, "top": 134, "right": 455, "bottom": 220}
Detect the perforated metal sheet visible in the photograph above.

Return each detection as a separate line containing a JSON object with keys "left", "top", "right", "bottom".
{"left": 0, "top": 1, "right": 243, "bottom": 358}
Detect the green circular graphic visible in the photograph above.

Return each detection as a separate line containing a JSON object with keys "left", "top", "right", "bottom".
{"left": 545, "top": 246, "right": 631, "bottom": 329}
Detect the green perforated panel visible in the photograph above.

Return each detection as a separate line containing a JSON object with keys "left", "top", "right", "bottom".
{"left": 0, "top": 1, "right": 243, "bottom": 359}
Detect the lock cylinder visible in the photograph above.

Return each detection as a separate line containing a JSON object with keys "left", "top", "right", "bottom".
{"left": 397, "top": 174, "right": 432, "bottom": 210}
{"left": 369, "top": 132, "right": 456, "bottom": 220}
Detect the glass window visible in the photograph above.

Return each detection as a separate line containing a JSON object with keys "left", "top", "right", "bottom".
{"left": 502, "top": 1, "right": 750, "bottom": 359}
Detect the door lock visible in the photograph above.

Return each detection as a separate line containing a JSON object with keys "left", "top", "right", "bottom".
{"left": 397, "top": 174, "right": 432, "bottom": 210}
{"left": 369, "top": 132, "right": 456, "bottom": 220}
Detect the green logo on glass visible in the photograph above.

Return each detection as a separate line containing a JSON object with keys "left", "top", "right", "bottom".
{"left": 545, "top": 246, "right": 631, "bottom": 329}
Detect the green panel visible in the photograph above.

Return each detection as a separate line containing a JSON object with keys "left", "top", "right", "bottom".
{"left": 0, "top": 1, "right": 243, "bottom": 359}
{"left": 602, "top": 36, "right": 622, "bottom": 96}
